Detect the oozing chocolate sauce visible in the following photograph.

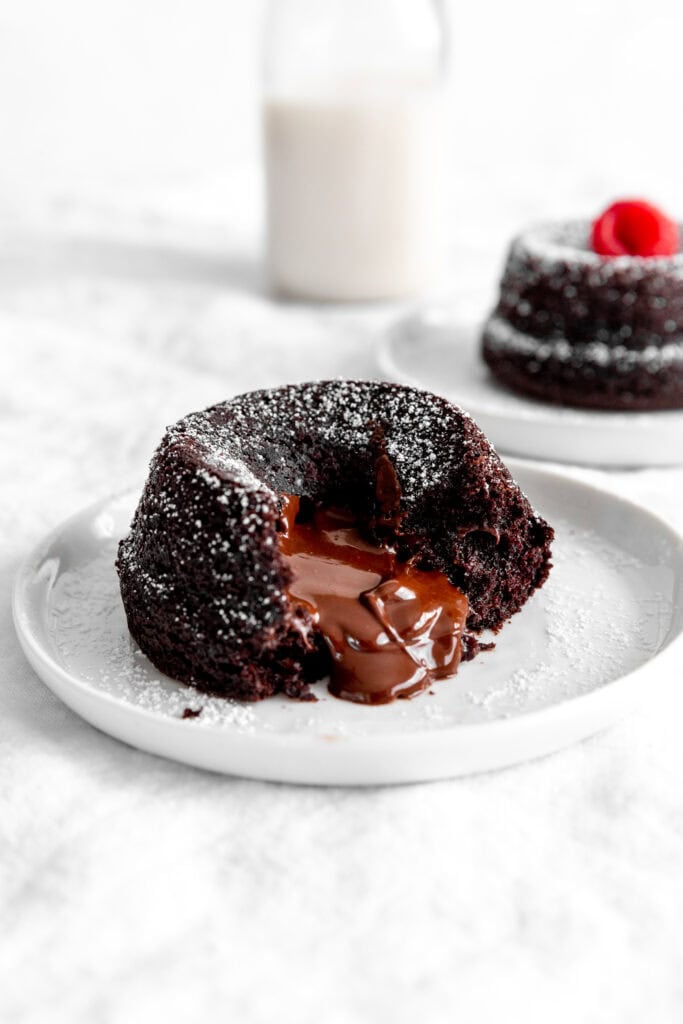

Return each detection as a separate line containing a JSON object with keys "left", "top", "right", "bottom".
{"left": 279, "top": 495, "right": 468, "bottom": 704}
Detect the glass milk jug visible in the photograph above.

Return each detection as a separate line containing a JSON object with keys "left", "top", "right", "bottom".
{"left": 263, "top": 0, "right": 448, "bottom": 302}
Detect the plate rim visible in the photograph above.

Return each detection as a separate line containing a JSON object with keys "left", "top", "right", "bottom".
{"left": 12, "top": 464, "right": 683, "bottom": 782}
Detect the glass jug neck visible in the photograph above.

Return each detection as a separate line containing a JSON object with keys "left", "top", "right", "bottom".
{"left": 264, "top": 0, "right": 448, "bottom": 99}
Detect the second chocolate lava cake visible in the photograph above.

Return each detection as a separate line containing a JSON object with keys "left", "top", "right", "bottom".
{"left": 117, "top": 381, "right": 553, "bottom": 701}
{"left": 482, "top": 219, "right": 683, "bottom": 410}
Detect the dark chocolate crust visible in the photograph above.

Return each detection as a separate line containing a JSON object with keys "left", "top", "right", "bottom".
{"left": 482, "top": 221, "right": 683, "bottom": 411}
{"left": 117, "top": 381, "right": 553, "bottom": 701}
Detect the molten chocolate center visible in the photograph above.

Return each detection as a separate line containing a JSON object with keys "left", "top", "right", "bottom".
{"left": 279, "top": 496, "right": 468, "bottom": 704}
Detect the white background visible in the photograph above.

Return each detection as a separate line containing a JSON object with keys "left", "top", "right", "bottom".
{"left": 2, "top": 1, "right": 683, "bottom": 233}
{"left": 2, "top": 3, "right": 683, "bottom": 1023}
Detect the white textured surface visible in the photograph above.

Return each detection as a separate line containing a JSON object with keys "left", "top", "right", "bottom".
{"left": 3, "top": 0, "right": 683, "bottom": 1019}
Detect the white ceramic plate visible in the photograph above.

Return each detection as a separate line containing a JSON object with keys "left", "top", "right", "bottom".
{"left": 13, "top": 464, "right": 683, "bottom": 785}
{"left": 379, "top": 308, "right": 683, "bottom": 466}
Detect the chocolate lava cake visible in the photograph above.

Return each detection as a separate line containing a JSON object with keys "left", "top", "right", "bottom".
{"left": 482, "top": 217, "right": 683, "bottom": 411}
{"left": 116, "top": 381, "right": 553, "bottom": 704}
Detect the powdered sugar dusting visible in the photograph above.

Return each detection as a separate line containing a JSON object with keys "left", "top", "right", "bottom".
{"left": 485, "top": 315, "right": 683, "bottom": 374}
{"left": 172, "top": 379, "right": 485, "bottom": 503}
{"left": 200, "top": 455, "right": 274, "bottom": 495}
{"left": 520, "top": 219, "right": 683, "bottom": 273}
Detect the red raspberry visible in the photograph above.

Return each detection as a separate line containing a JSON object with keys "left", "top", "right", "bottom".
{"left": 591, "top": 199, "right": 679, "bottom": 257}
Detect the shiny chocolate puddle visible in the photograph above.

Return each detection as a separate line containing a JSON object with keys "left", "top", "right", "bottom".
{"left": 279, "top": 496, "right": 468, "bottom": 704}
